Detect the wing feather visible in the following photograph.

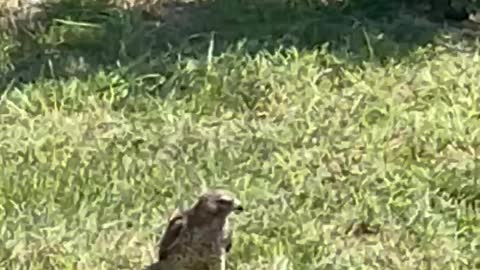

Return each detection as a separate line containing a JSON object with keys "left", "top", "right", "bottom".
{"left": 158, "top": 209, "right": 186, "bottom": 260}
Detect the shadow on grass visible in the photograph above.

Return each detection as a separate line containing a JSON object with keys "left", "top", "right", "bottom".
{"left": 0, "top": 0, "right": 478, "bottom": 93}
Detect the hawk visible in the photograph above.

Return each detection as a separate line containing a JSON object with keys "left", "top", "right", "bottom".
{"left": 145, "top": 189, "right": 244, "bottom": 270}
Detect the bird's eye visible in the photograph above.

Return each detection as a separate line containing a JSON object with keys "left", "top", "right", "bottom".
{"left": 216, "top": 198, "right": 232, "bottom": 205}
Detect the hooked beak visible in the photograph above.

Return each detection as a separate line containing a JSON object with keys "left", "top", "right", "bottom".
{"left": 233, "top": 198, "right": 244, "bottom": 213}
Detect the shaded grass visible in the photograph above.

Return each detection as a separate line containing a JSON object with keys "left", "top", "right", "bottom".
{"left": 3, "top": 0, "right": 478, "bottom": 89}
{"left": 1, "top": 0, "right": 480, "bottom": 269}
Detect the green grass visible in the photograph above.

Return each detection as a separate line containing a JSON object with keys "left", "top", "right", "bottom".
{"left": 1, "top": 0, "right": 480, "bottom": 269}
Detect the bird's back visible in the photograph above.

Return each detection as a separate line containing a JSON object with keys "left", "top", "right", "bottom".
{"left": 155, "top": 210, "right": 229, "bottom": 270}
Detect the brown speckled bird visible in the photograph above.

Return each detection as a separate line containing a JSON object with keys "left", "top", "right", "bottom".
{"left": 145, "top": 189, "right": 243, "bottom": 270}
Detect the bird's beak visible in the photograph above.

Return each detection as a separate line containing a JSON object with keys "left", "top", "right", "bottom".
{"left": 233, "top": 198, "right": 244, "bottom": 213}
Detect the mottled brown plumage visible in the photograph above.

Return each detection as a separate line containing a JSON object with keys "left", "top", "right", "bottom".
{"left": 147, "top": 189, "right": 243, "bottom": 270}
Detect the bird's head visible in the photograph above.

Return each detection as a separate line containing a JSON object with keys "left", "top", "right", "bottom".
{"left": 194, "top": 189, "right": 244, "bottom": 217}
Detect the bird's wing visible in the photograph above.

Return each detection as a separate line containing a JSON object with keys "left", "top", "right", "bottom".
{"left": 158, "top": 209, "right": 186, "bottom": 260}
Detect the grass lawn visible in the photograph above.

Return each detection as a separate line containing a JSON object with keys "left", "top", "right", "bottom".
{"left": 1, "top": 0, "right": 480, "bottom": 269}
